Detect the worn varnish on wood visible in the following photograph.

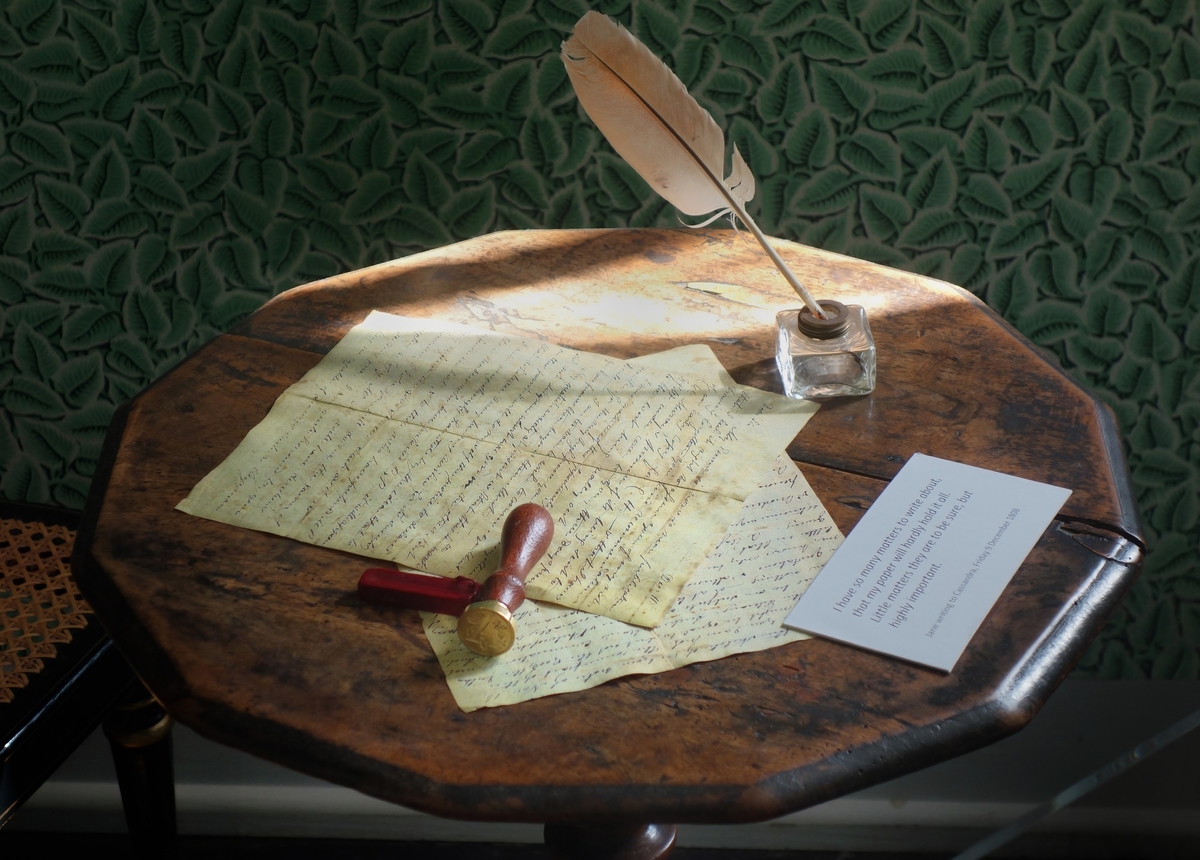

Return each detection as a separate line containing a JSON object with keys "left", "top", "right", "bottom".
{"left": 73, "top": 229, "right": 1142, "bottom": 824}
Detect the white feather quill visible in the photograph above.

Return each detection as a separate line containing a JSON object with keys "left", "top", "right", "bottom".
{"left": 562, "top": 11, "right": 825, "bottom": 317}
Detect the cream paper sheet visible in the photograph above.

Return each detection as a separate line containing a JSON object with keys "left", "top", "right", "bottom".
{"left": 178, "top": 312, "right": 817, "bottom": 626}
{"left": 422, "top": 348, "right": 843, "bottom": 711}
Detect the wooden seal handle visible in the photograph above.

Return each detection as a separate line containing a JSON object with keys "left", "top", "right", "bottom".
{"left": 457, "top": 503, "right": 554, "bottom": 657}
{"left": 474, "top": 503, "right": 555, "bottom": 612}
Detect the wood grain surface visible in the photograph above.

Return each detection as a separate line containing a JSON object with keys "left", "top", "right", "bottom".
{"left": 73, "top": 229, "right": 1142, "bottom": 824}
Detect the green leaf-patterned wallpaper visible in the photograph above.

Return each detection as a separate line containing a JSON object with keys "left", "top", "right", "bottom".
{"left": 0, "top": 0, "right": 1197, "bottom": 679}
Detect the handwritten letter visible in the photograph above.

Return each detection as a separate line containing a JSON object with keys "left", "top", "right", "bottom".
{"left": 179, "top": 313, "right": 817, "bottom": 626}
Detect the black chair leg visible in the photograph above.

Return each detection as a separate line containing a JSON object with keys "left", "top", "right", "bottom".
{"left": 103, "top": 680, "right": 178, "bottom": 857}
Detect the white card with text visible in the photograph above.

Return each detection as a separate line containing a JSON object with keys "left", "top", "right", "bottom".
{"left": 783, "top": 453, "right": 1072, "bottom": 672}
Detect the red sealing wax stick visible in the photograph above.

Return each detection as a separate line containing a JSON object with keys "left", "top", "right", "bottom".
{"left": 357, "top": 569, "right": 480, "bottom": 616}
{"left": 357, "top": 503, "right": 555, "bottom": 657}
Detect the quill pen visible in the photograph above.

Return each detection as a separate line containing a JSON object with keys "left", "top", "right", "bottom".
{"left": 562, "top": 11, "right": 826, "bottom": 318}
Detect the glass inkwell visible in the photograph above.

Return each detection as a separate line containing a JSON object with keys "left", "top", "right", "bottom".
{"left": 776, "top": 299, "right": 876, "bottom": 400}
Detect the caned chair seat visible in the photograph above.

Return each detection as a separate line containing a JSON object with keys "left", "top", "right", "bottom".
{"left": 1, "top": 500, "right": 176, "bottom": 851}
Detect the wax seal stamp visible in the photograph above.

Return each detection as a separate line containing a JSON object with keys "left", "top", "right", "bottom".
{"left": 358, "top": 503, "right": 555, "bottom": 657}
{"left": 455, "top": 504, "right": 554, "bottom": 656}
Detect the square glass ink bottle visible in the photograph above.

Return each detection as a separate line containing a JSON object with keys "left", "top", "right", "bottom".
{"left": 776, "top": 299, "right": 876, "bottom": 399}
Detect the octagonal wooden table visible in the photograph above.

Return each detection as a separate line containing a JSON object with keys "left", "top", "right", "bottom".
{"left": 74, "top": 229, "right": 1142, "bottom": 857}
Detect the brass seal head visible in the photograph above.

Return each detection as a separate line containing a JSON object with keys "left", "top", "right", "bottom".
{"left": 457, "top": 600, "right": 516, "bottom": 656}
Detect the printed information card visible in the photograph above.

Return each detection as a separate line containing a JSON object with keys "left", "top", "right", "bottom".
{"left": 783, "top": 453, "right": 1072, "bottom": 672}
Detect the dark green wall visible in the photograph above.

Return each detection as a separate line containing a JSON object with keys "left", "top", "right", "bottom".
{"left": 0, "top": 0, "right": 1196, "bottom": 677}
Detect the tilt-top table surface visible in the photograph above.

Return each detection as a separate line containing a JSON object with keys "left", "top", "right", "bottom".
{"left": 74, "top": 229, "right": 1142, "bottom": 845}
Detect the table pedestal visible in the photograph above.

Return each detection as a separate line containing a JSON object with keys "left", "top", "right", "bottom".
{"left": 544, "top": 823, "right": 677, "bottom": 859}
